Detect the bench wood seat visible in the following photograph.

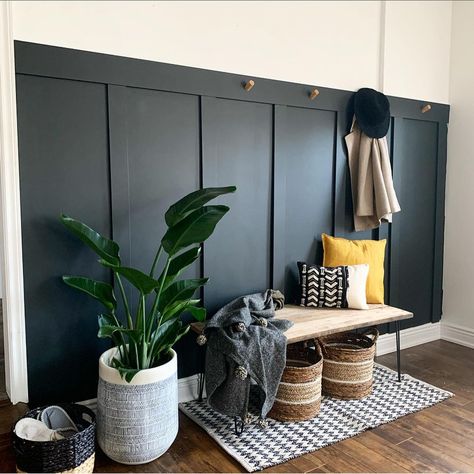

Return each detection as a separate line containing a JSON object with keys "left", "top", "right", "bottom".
{"left": 191, "top": 304, "right": 413, "bottom": 344}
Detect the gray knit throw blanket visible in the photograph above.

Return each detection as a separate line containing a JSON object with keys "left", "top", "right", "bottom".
{"left": 204, "top": 290, "right": 293, "bottom": 422}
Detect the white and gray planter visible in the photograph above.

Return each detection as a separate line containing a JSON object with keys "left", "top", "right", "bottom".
{"left": 97, "top": 347, "right": 179, "bottom": 465}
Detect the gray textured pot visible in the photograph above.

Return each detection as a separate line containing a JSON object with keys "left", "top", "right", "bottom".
{"left": 97, "top": 347, "right": 178, "bottom": 465}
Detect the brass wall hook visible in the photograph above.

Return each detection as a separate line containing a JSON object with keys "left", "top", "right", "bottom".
{"left": 421, "top": 104, "right": 432, "bottom": 113}
{"left": 309, "top": 88, "right": 320, "bottom": 100}
{"left": 244, "top": 80, "right": 255, "bottom": 92}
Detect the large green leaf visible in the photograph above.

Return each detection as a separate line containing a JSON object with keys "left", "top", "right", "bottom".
{"left": 111, "top": 357, "right": 140, "bottom": 383}
{"left": 150, "top": 319, "right": 179, "bottom": 348}
{"left": 113, "top": 267, "right": 159, "bottom": 295}
{"left": 61, "top": 214, "right": 120, "bottom": 266}
{"left": 187, "top": 305, "right": 207, "bottom": 322}
{"left": 97, "top": 316, "right": 141, "bottom": 343}
{"left": 152, "top": 325, "right": 190, "bottom": 367}
{"left": 63, "top": 276, "right": 116, "bottom": 310}
{"left": 165, "top": 186, "right": 236, "bottom": 227}
{"left": 149, "top": 319, "right": 183, "bottom": 364}
{"left": 160, "top": 298, "right": 200, "bottom": 324}
{"left": 159, "top": 278, "right": 208, "bottom": 312}
{"left": 159, "top": 247, "right": 201, "bottom": 289}
{"left": 161, "top": 206, "right": 229, "bottom": 256}
{"left": 97, "top": 324, "right": 121, "bottom": 338}
{"left": 98, "top": 313, "right": 117, "bottom": 333}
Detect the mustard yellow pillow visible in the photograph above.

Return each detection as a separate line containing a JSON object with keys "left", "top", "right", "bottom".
{"left": 322, "top": 233, "right": 386, "bottom": 304}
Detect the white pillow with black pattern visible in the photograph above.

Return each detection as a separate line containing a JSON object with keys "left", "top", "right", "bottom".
{"left": 298, "top": 262, "right": 369, "bottom": 310}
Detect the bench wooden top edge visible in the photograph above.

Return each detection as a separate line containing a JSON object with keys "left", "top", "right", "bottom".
{"left": 190, "top": 304, "right": 413, "bottom": 344}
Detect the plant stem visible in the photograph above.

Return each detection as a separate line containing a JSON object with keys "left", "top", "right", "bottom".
{"left": 148, "top": 257, "right": 171, "bottom": 338}
{"left": 134, "top": 344, "right": 140, "bottom": 369}
{"left": 140, "top": 294, "right": 147, "bottom": 368}
{"left": 145, "top": 257, "right": 172, "bottom": 367}
{"left": 150, "top": 244, "right": 163, "bottom": 278}
{"left": 110, "top": 310, "right": 129, "bottom": 365}
{"left": 115, "top": 273, "right": 133, "bottom": 330}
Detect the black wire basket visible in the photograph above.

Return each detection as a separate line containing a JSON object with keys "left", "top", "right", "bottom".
{"left": 12, "top": 403, "right": 95, "bottom": 473}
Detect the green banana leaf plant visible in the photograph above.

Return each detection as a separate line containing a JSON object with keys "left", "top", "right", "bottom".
{"left": 61, "top": 186, "right": 236, "bottom": 382}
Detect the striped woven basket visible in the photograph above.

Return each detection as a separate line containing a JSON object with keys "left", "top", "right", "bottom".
{"left": 269, "top": 340, "right": 323, "bottom": 422}
{"left": 13, "top": 404, "right": 95, "bottom": 473}
{"left": 318, "top": 328, "right": 379, "bottom": 400}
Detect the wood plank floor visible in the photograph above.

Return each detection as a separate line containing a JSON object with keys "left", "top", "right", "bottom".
{"left": 1, "top": 340, "right": 473, "bottom": 473}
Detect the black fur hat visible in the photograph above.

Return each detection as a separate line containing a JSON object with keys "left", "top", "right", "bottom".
{"left": 354, "top": 88, "right": 390, "bottom": 139}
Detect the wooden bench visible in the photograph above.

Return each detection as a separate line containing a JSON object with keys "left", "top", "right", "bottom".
{"left": 191, "top": 304, "right": 413, "bottom": 400}
{"left": 272, "top": 304, "right": 412, "bottom": 343}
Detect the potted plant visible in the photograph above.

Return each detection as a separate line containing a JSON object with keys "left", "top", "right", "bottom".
{"left": 61, "top": 186, "right": 236, "bottom": 464}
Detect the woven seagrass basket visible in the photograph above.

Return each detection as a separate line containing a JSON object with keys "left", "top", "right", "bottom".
{"left": 13, "top": 404, "right": 95, "bottom": 473}
{"left": 269, "top": 339, "right": 323, "bottom": 422}
{"left": 318, "top": 328, "right": 379, "bottom": 400}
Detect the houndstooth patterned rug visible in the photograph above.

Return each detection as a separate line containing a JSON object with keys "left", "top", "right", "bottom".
{"left": 179, "top": 364, "right": 452, "bottom": 472}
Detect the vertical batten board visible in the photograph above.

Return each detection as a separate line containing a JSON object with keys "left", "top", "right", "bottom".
{"left": 272, "top": 105, "right": 287, "bottom": 294}
{"left": 333, "top": 108, "right": 349, "bottom": 238}
{"left": 381, "top": 119, "right": 395, "bottom": 334}
{"left": 108, "top": 85, "right": 132, "bottom": 268}
{"left": 432, "top": 122, "right": 448, "bottom": 321}
{"left": 201, "top": 97, "right": 273, "bottom": 314}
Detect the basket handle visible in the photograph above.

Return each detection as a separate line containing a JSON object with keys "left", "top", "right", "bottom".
{"left": 315, "top": 338, "right": 327, "bottom": 357}
{"left": 313, "top": 339, "right": 323, "bottom": 359}
{"left": 361, "top": 327, "right": 379, "bottom": 344}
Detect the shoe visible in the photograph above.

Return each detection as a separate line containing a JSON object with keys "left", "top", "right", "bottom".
{"left": 15, "top": 418, "right": 65, "bottom": 442}
{"left": 39, "top": 406, "right": 79, "bottom": 439}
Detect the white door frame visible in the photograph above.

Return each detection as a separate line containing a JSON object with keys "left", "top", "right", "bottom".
{"left": 0, "top": 0, "right": 29, "bottom": 404}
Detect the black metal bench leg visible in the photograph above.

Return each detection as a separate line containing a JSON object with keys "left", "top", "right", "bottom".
{"left": 198, "top": 372, "right": 205, "bottom": 401}
{"left": 197, "top": 344, "right": 206, "bottom": 402}
{"left": 234, "top": 416, "right": 244, "bottom": 436}
{"left": 395, "top": 320, "right": 401, "bottom": 382}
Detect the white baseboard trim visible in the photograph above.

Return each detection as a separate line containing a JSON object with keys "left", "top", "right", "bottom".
{"left": 77, "top": 374, "right": 202, "bottom": 412}
{"left": 441, "top": 322, "right": 474, "bottom": 349}
{"left": 376, "top": 322, "right": 441, "bottom": 356}
{"left": 178, "top": 374, "right": 204, "bottom": 403}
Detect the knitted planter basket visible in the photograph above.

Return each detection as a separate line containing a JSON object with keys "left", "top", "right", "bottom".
{"left": 318, "top": 328, "right": 379, "bottom": 399}
{"left": 13, "top": 404, "right": 95, "bottom": 473}
{"left": 269, "top": 340, "right": 323, "bottom": 422}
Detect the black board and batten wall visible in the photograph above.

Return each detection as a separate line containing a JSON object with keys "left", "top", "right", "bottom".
{"left": 14, "top": 41, "right": 449, "bottom": 404}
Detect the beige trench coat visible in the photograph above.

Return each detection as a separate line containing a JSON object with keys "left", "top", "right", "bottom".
{"left": 345, "top": 119, "right": 401, "bottom": 232}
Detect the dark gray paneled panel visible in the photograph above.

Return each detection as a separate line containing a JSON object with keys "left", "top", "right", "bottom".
{"left": 16, "top": 75, "right": 111, "bottom": 405}
{"left": 202, "top": 97, "right": 273, "bottom": 313}
{"left": 390, "top": 118, "right": 438, "bottom": 329}
{"left": 108, "top": 86, "right": 201, "bottom": 377}
{"left": 14, "top": 42, "right": 450, "bottom": 405}
{"left": 109, "top": 86, "right": 200, "bottom": 274}
{"left": 274, "top": 106, "right": 336, "bottom": 303}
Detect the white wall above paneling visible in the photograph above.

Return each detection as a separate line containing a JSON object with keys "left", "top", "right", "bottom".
{"left": 11, "top": 1, "right": 452, "bottom": 102}
{"left": 12, "top": 1, "right": 383, "bottom": 92}
{"left": 382, "top": 1, "right": 452, "bottom": 104}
